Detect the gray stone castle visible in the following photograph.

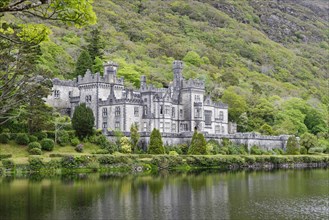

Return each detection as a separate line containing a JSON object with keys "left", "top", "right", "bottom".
{"left": 46, "top": 60, "right": 237, "bottom": 135}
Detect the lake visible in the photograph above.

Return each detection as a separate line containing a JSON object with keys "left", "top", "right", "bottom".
{"left": 0, "top": 169, "right": 328, "bottom": 220}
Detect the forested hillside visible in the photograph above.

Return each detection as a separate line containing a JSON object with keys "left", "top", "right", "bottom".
{"left": 1, "top": 0, "right": 328, "bottom": 138}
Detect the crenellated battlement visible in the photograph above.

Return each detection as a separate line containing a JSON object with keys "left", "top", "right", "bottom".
{"left": 77, "top": 69, "right": 124, "bottom": 85}
{"left": 182, "top": 78, "right": 205, "bottom": 89}
{"left": 52, "top": 78, "right": 77, "bottom": 87}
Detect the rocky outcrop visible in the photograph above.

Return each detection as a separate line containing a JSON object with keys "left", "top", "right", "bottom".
{"left": 210, "top": 0, "right": 328, "bottom": 43}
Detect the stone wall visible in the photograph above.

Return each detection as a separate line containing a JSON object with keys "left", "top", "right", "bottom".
{"left": 105, "top": 131, "right": 290, "bottom": 151}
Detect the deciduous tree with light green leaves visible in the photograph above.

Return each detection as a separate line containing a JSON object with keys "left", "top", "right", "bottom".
{"left": 0, "top": 0, "right": 96, "bottom": 124}
{"left": 300, "top": 133, "right": 318, "bottom": 153}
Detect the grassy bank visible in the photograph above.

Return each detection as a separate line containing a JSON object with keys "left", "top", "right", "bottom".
{"left": 0, "top": 152, "right": 328, "bottom": 175}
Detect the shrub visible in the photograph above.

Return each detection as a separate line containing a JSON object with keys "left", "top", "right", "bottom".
{"left": 28, "top": 142, "right": 41, "bottom": 150}
{"left": 308, "top": 147, "right": 325, "bottom": 154}
{"left": 15, "top": 133, "right": 30, "bottom": 145}
{"left": 75, "top": 144, "right": 83, "bottom": 153}
{"left": 0, "top": 133, "right": 10, "bottom": 144}
{"left": 34, "top": 131, "right": 47, "bottom": 140}
{"left": 46, "top": 131, "right": 55, "bottom": 139}
{"left": 2, "top": 159, "right": 15, "bottom": 169}
{"left": 188, "top": 131, "right": 207, "bottom": 155}
{"left": 88, "top": 135, "right": 98, "bottom": 144}
{"left": 151, "top": 155, "right": 184, "bottom": 168}
{"left": 218, "top": 147, "right": 229, "bottom": 155}
{"left": 120, "top": 137, "right": 132, "bottom": 154}
{"left": 165, "top": 145, "right": 186, "bottom": 155}
{"left": 67, "top": 130, "right": 76, "bottom": 139}
{"left": 95, "top": 135, "right": 108, "bottom": 147}
{"left": 169, "top": 151, "right": 179, "bottom": 156}
{"left": 0, "top": 154, "right": 12, "bottom": 160}
{"left": 40, "top": 138, "right": 55, "bottom": 151}
{"left": 300, "top": 146, "right": 308, "bottom": 155}
{"left": 273, "top": 148, "right": 284, "bottom": 155}
{"left": 58, "top": 130, "right": 70, "bottom": 146}
{"left": 98, "top": 155, "right": 134, "bottom": 165}
{"left": 28, "top": 157, "right": 44, "bottom": 169}
{"left": 71, "top": 137, "right": 80, "bottom": 147}
{"left": 29, "top": 135, "right": 38, "bottom": 143}
{"left": 148, "top": 128, "right": 165, "bottom": 154}
{"left": 250, "top": 146, "right": 263, "bottom": 155}
{"left": 207, "top": 139, "right": 221, "bottom": 154}
{"left": 9, "top": 133, "right": 17, "bottom": 140}
{"left": 286, "top": 136, "right": 299, "bottom": 155}
{"left": 61, "top": 155, "right": 91, "bottom": 169}
{"left": 29, "top": 148, "right": 42, "bottom": 155}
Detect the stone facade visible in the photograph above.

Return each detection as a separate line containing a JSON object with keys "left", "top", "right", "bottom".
{"left": 46, "top": 60, "right": 235, "bottom": 135}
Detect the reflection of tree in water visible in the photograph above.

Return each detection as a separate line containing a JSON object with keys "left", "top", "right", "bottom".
{"left": 148, "top": 177, "right": 165, "bottom": 195}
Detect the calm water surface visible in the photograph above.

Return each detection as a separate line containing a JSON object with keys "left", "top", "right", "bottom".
{"left": 0, "top": 169, "right": 328, "bottom": 220}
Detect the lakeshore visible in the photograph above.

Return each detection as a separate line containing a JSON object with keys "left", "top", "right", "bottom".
{"left": 1, "top": 153, "right": 328, "bottom": 176}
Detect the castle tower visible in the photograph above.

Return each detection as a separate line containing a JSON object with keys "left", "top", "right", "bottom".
{"left": 103, "top": 61, "right": 118, "bottom": 83}
{"left": 140, "top": 75, "right": 146, "bottom": 90}
{"left": 173, "top": 60, "right": 183, "bottom": 88}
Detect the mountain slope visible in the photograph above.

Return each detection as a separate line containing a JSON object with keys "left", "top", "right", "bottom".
{"left": 31, "top": 0, "right": 328, "bottom": 134}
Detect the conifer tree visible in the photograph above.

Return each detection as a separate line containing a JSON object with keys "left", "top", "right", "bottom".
{"left": 188, "top": 131, "right": 207, "bottom": 155}
{"left": 286, "top": 136, "right": 299, "bottom": 155}
{"left": 87, "top": 28, "right": 104, "bottom": 61}
{"left": 75, "top": 50, "right": 93, "bottom": 77}
{"left": 148, "top": 128, "right": 164, "bottom": 154}
{"left": 72, "top": 103, "right": 95, "bottom": 139}
{"left": 130, "top": 123, "right": 140, "bottom": 153}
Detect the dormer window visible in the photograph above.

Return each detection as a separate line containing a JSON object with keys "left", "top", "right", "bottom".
{"left": 54, "top": 90, "right": 60, "bottom": 99}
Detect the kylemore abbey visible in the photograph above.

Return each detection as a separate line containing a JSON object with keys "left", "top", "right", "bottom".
{"left": 47, "top": 60, "right": 236, "bottom": 135}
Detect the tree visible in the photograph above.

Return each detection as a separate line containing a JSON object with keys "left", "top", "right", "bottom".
{"left": 87, "top": 28, "right": 104, "bottom": 61}
{"left": 221, "top": 88, "right": 247, "bottom": 122}
{"left": 130, "top": 123, "right": 140, "bottom": 153}
{"left": 300, "top": 133, "right": 318, "bottom": 153}
{"left": 259, "top": 123, "right": 273, "bottom": 135}
{"left": 0, "top": 0, "right": 96, "bottom": 123}
{"left": 286, "top": 136, "right": 299, "bottom": 155}
{"left": 183, "top": 51, "right": 202, "bottom": 66}
{"left": 0, "top": 24, "right": 51, "bottom": 124}
{"left": 188, "top": 131, "right": 207, "bottom": 155}
{"left": 75, "top": 50, "right": 93, "bottom": 77}
{"left": 72, "top": 103, "right": 95, "bottom": 139}
{"left": 148, "top": 128, "right": 164, "bottom": 154}
{"left": 92, "top": 56, "right": 104, "bottom": 75}
{"left": 120, "top": 136, "right": 132, "bottom": 154}
{"left": 0, "top": 1, "right": 96, "bottom": 27}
